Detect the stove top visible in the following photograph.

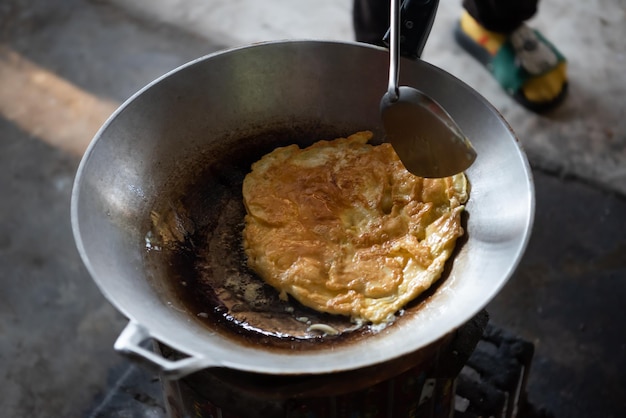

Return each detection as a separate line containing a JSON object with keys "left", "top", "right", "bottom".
{"left": 87, "top": 318, "right": 553, "bottom": 418}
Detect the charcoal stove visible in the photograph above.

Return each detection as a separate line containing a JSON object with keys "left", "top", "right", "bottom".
{"left": 88, "top": 313, "right": 552, "bottom": 418}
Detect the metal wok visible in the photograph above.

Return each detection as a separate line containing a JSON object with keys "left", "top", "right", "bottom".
{"left": 71, "top": 40, "right": 534, "bottom": 379}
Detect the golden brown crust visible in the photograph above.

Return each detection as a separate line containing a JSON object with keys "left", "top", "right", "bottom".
{"left": 242, "top": 131, "right": 468, "bottom": 324}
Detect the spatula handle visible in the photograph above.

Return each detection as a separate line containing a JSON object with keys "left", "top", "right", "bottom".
{"left": 387, "top": 0, "right": 401, "bottom": 101}
{"left": 383, "top": 0, "right": 440, "bottom": 60}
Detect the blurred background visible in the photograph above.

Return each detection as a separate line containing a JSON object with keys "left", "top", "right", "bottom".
{"left": 0, "top": 0, "right": 624, "bottom": 417}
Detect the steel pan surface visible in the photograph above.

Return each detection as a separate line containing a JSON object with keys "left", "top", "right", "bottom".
{"left": 71, "top": 40, "right": 534, "bottom": 377}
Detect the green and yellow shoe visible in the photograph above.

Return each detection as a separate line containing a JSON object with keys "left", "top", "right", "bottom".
{"left": 454, "top": 11, "right": 568, "bottom": 113}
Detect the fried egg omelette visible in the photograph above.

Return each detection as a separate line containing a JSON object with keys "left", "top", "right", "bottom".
{"left": 242, "top": 131, "right": 468, "bottom": 325}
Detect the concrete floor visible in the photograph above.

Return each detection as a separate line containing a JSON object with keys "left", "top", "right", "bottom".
{"left": 0, "top": 0, "right": 624, "bottom": 417}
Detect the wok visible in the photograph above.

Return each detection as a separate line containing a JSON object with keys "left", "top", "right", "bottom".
{"left": 71, "top": 40, "right": 534, "bottom": 379}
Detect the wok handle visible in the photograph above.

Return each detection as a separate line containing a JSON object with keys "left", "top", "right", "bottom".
{"left": 114, "top": 321, "right": 211, "bottom": 380}
{"left": 383, "top": 0, "right": 439, "bottom": 60}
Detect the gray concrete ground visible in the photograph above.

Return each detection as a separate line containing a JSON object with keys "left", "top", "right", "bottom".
{"left": 0, "top": 0, "right": 624, "bottom": 417}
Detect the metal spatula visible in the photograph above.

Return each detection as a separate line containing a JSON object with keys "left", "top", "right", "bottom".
{"left": 380, "top": 0, "right": 476, "bottom": 178}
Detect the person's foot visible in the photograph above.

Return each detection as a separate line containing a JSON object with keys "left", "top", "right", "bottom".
{"left": 455, "top": 11, "right": 568, "bottom": 112}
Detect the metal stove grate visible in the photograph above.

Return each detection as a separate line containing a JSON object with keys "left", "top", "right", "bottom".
{"left": 87, "top": 319, "right": 553, "bottom": 418}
